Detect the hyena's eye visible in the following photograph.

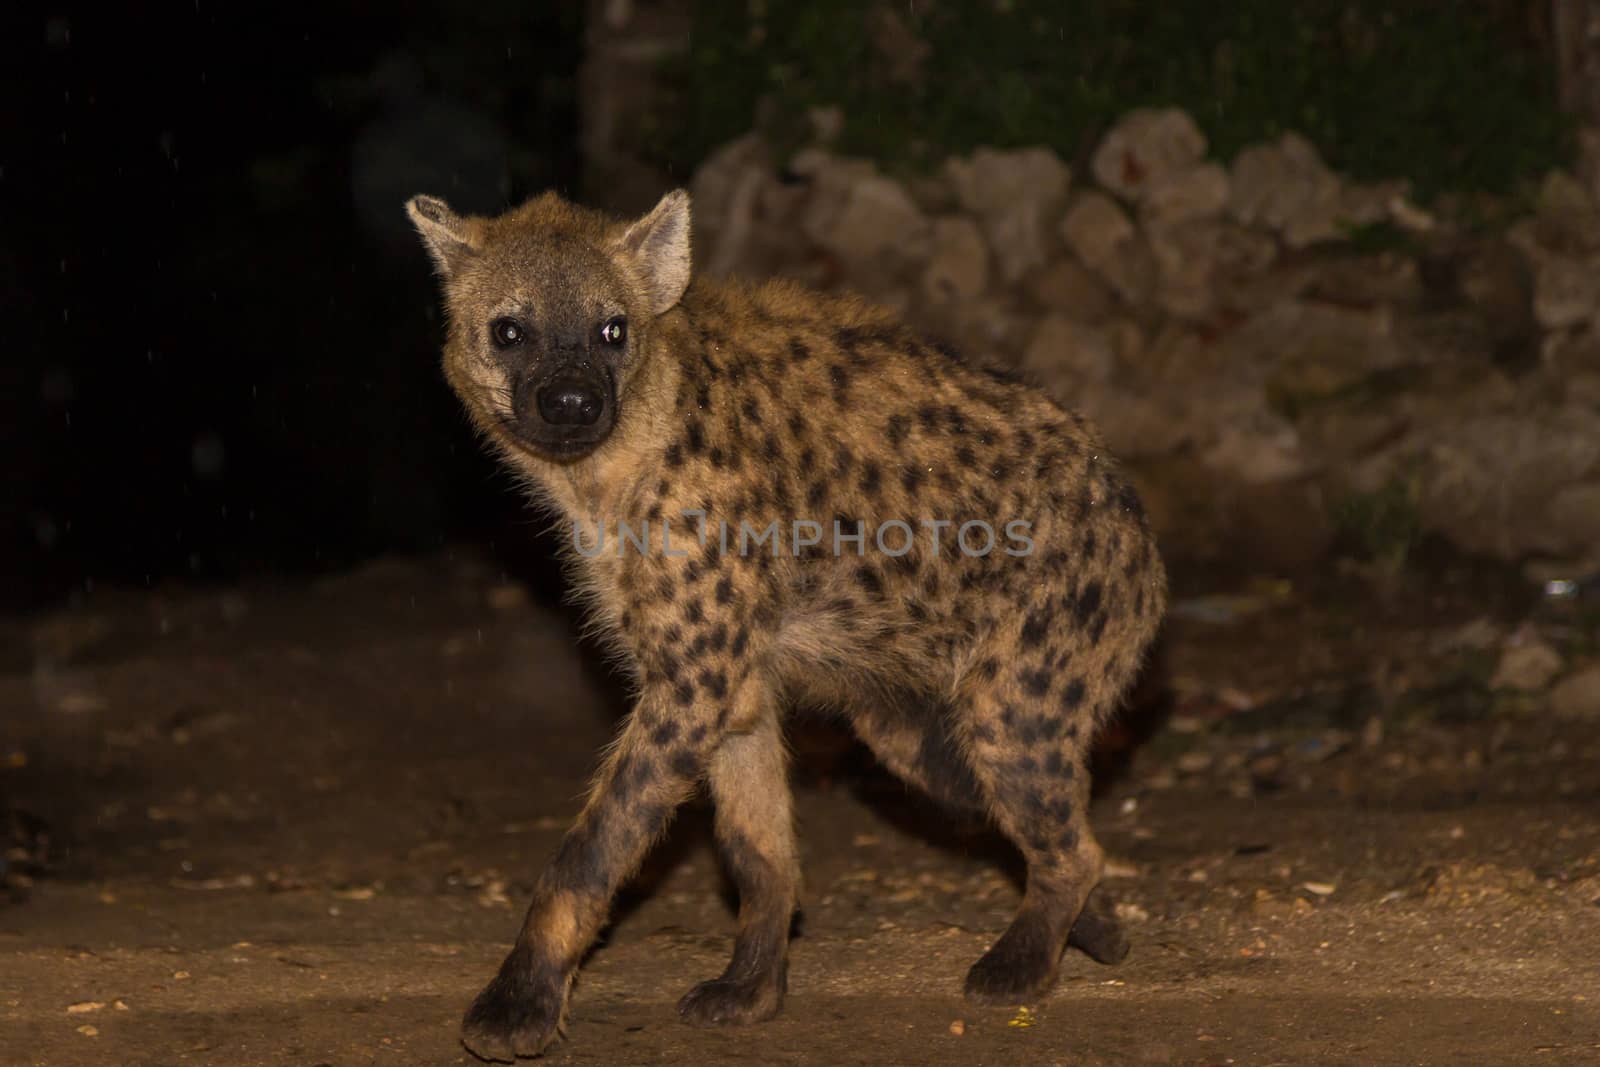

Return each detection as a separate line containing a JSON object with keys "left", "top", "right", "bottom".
{"left": 491, "top": 318, "right": 525, "bottom": 348}
{"left": 599, "top": 317, "right": 627, "bottom": 346}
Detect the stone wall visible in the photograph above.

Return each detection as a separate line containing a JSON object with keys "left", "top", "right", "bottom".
{"left": 688, "top": 109, "right": 1600, "bottom": 570}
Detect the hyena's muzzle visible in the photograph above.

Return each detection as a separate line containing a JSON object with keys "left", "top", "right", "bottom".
{"left": 510, "top": 355, "right": 617, "bottom": 459}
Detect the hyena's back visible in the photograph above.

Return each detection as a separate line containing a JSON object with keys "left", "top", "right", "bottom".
{"left": 619, "top": 275, "right": 1165, "bottom": 722}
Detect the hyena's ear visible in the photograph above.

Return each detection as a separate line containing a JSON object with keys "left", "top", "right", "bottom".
{"left": 616, "top": 189, "right": 692, "bottom": 315}
{"left": 405, "top": 195, "right": 479, "bottom": 278}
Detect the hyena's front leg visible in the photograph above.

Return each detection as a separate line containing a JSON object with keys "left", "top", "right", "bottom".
{"left": 677, "top": 705, "right": 799, "bottom": 1026}
{"left": 461, "top": 687, "right": 716, "bottom": 1061}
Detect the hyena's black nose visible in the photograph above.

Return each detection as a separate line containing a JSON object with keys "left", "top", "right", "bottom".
{"left": 537, "top": 378, "right": 604, "bottom": 426}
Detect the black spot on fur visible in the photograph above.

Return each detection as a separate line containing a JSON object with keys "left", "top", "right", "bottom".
{"left": 886, "top": 414, "right": 910, "bottom": 448}
{"left": 1061, "top": 677, "right": 1086, "bottom": 710}
{"left": 700, "top": 669, "right": 729, "bottom": 700}
{"left": 715, "top": 576, "right": 735, "bottom": 605}
{"left": 829, "top": 363, "right": 851, "bottom": 402}
{"left": 859, "top": 461, "right": 881, "bottom": 496}
{"left": 730, "top": 627, "right": 749, "bottom": 657}
{"left": 548, "top": 822, "right": 609, "bottom": 896}
{"left": 1020, "top": 667, "right": 1053, "bottom": 698}
{"left": 789, "top": 337, "right": 811, "bottom": 362}
{"left": 665, "top": 443, "right": 684, "bottom": 468}
{"left": 1074, "top": 581, "right": 1103, "bottom": 628}
{"left": 1020, "top": 609, "right": 1050, "bottom": 649}
{"left": 686, "top": 421, "right": 706, "bottom": 455}
{"left": 674, "top": 681, "right": 696, "bottom": 706}
{"left": 855, "top": 565, "right": 883, "bottom": 596}
{"left": 650, "top": 720, "right": 681, "bottom": 747}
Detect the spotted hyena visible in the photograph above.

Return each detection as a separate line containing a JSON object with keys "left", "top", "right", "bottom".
{"left": 406, "top": 188, "right": 1166, "bottom": 1060}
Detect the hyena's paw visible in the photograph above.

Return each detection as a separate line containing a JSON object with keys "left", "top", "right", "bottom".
{"left": 962, "top": 913, "right": 1060, "bottom": 1004}
{"left": 460, "top": 951, "right": 568, "bottom": 1062}
{"left": 1066, "top": 890, "right": 1129, "bottom": 965}
{"left": 676, "top": 972, "right": 785, "bottom": 1028}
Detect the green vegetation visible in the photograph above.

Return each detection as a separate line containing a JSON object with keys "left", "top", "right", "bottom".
{"left": 1334, "top": 469, "right": 1424, "bottom": 574}
{"left": 651, "top": 1, "right": 1569, "bottom": 199}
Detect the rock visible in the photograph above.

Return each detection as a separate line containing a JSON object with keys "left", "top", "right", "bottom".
{"left": 1022, "top": 315, "right": 1117, "bottom": 386}
{"left": 1295, "top": 405, "right": 1408, "bottom": 464}
{"left": 1376, "top": 405, "right": 1600, "bottom": 559}
{"left": 1455, "top": 240, "right": 1536, "bottom": 361}
{"left": 1091, "top": 108, "right": 1207, "bottom": 203}
{"left": 1199, "top": 412, "right": 1309, "bottom": 484}
{"left": 799, "top": 158, "right": 930, "bottom": 286}
{"left": 937, "top": 295, "right": 1035, "bottom": 369}
{"left": 1567, "top": 371, "right": 1600, "bottom": 406}
{"left": 1234, "top": 300, "right": 1404, "bottom": 409}
{"left": 905, "top": 172, "right": 959, "bottom": 214}
{"left": 1145, "top": 222, "right": 1216, "bottom": 319}
{"left": 1026, "top": 258, "right": 1116, "bottom": 323}
{"left": 920, "top": 217, "right": 988, "bottom": 304}
{"left": 1529, "top": 250, "right": 1600, "bottom": 330}
{"left": 1336, "top": 179, "right": 1411, "bottom": 228}
{"left": 1144, "top": 220, "right": 1273, "bottom": 319}
{"left": 1577, "top": 125, "right": 1600, "bottom": 208}
{"left": 1303, "top": 253, "right": 1423, "bottom": 308}
{"left": 1489, "top": 641, "right": 1564, "bottom": 691}
{"left": 1549, "top": 662, "right": 1600, "bottom": 719}
{"left": 944, "top": 147, "right": 1071, "bottom": 284}
{"left": 1059, "top": 191, "right": 1157, "bottom": 306}
{"left": 1532, "top": 169, "right": 1600, "bottom": 256}
{"left": 1139, "top": 162, "right": 1230, "bottom": 231}
{"left": 1549, "top": 483, "right": 1600, "bottom": 547}
{"left": 1228, "top": 132, "right": 1343, "bottom": 247}
{"left": 806, "top": 106, "right": 844, "bottom": 145}
{"left": 690, "top": 135, "right": 774, "bottom": 277}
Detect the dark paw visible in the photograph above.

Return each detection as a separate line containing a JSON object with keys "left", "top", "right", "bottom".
{"left": 460, "top": 951, "right": 568, "bottom": 1062}
{"left": 1066, "top": 891, "right": 1129, "bottom": 965}
{"left": 676, "top": 974, "right": 784, "bottom": 1027}
{"left": 963, "top": 915, "right": 1060, "bottom": 1004}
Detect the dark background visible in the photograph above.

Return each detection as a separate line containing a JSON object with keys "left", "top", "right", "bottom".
{"left": 4, "top": 3, "right": 588, "bottom": 612}
{"left": 1, "top": 2, "right": 1581, "bottom": 614}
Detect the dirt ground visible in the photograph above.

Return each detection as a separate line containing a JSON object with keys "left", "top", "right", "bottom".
{"left": 3, "top": 550, "right": 1599, "bottom": 1066}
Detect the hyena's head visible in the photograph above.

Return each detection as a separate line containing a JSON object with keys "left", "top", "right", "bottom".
{"left": 406, "top": 189, "right": 691, "bottom": 462}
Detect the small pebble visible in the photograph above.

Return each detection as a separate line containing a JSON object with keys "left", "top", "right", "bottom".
{"left": 948, "top": 1019, "right": 966, "bottom": 1036}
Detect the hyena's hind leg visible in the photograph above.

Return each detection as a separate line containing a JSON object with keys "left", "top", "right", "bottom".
{"left": 677, "top": 707, "right": 800, "bottom": 1027}
{"left": 848, "top": 688, "right": 1126, "bottom": 974}
{"left": 955, "top": 658, "right": 1129, "bottom": 1002}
